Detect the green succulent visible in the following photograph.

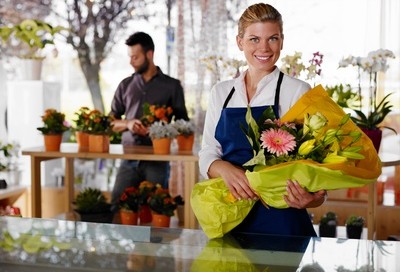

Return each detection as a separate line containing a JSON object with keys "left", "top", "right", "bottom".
{"left": 75, "top": 188, "right": 109, "bottom": 213}
{"left": 345, "top": 215, "right": 365, "bottom": 227}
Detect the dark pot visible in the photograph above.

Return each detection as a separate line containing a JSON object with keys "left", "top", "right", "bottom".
{"left": 319, "top": 223, "right": 337, "bottom": 238}
{"left": 361, "top": 128, "right": 382, "bottom": 152}
{"left": 74, "top": 210, "right": 113, "bottom": 223}
{"left": 346, "top": 225, "right": 363, "bottom": 239}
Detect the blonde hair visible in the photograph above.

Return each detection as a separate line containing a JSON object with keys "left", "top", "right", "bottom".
{"left": 238, "top": 3, "right": 283, "bottom": 38}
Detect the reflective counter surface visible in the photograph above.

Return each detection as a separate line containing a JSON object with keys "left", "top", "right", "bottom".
{"left": 0, "top": 217, "right": 399, "bottom": 271}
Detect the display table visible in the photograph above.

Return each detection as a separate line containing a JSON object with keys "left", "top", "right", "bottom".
{"left": 0, "top": 216, "right": 399, "bottom": 271}
{"left": 22, "top": 143, "right": 199, "bottom": 229}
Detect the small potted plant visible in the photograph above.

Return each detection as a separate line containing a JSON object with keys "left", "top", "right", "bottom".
{"left": 345, "top": 215, "right": 365, "bottom": 239}
{"left": 86, "top": 109, "right": 114, "bottom": 153}
{"left": 319, "top": 211, "right": 337, "bottom": 238}
{"left": 148, "top": 121, "right": 179, "bottom": 154}
{"left": 173, "top": 195, "right": 185, "bottom": 224}
{"left": 148, "top": 184, "right": 177, "bottom": 228}
{"left": 74, "top": 187, "right": 113, "bottom": 223}
{"left": 36, "top": 108, "right": 69, "bottom": 151}
{"left": 0, "top": 19, "right": 67, "bottom": 80}
{"left": 172, "top": 119, "right": 195, "bottom": 151}
{"left": 138, "top": 181, "right": 156, "bottom": 224}
{"left": 73, "top": 106, "right": 91, "bottom": 151}
{"left": 118, "top": 186, "right": 140, "bottom": 225}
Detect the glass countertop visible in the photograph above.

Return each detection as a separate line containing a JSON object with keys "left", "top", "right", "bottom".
{"left": 0, "top": 217, "right": 399, "bottom": 271}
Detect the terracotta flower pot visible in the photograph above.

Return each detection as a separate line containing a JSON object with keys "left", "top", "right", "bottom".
{"left": 88, "top": 134, "right": 110, "bottom": 153}
{"left": 176, "top": 134, "right": 194, "bottom": 151}
{"left": 152, "top": 213, "right": 171, "bottom": 228}
{"left": 44, "top": 134, "right": 63, "bottom": 151}
{"left": 152, "top": 138, "right": 171, "bottom": 154}
{"left": 120, "top": 209, "right": 138, "bottom": 225}
{"left": 76, "top": 131, "right": 89, "bottom": 152}
{"left": 139, "top": 205, "right": 152, "bottom": 224}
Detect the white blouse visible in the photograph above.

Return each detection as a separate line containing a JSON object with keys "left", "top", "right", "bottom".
{"left": 198, "top": 67, "right": 311, "bottom": 179}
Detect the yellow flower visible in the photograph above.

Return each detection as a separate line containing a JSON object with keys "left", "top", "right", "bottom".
{"left": 322, "top": 152, "right": 347, "bottom": 163}
{"left": 298, "top": 139, "right": 315, "bottom": 155}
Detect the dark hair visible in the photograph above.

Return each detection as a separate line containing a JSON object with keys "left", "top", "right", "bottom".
{"left": 238, "top": 3, "right": 283, "bottom": 38}
{"left": 125, "top": 32, "right": 155, "bottom": 52}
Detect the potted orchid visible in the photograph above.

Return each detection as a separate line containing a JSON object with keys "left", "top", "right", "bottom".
{"left": 338, "top": 49, "right": 397, "bottom": 151}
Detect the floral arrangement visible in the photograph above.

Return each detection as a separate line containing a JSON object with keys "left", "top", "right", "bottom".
{"left": 0, "top": 141, "right": 20, "bottom": 171}
{"left": 280, "top": 51, "right": 323, "bottom": 81}
{"left": 338, "top": 49, "right": 396, "bottom": 131}
{"left": 242, "top": 106, "right": 364, "bottom": 170}
{"left": 36, "top": 108, "right": 70, "bottom": 135}
{"left": 148, "top": 121, "right": 179, "bottom": 139}
{"left": 138, "top": 180, "right": 156, "bottom": 206}
{"left": 86, "top": 109, "right": 114, "bottom": 135}
{"left": 200, "top": 54, "right": 247, "bottom": 81}
{"left": 73, "top": 106, "right": 91, "bottom": 132}
{"left": 140, "top": 103, "right": 173, "bottom": 127}
{"left": 119, "top": 186, "right": 140, "bottom": 212}
{"left": 191, "top": 85, "right": 382, "bottom": 239}
{"left": 148, "top": 184, "right": 177, "bottom": 216}
{"left": 172, "top": 119, "right": 195, "bottom": 136}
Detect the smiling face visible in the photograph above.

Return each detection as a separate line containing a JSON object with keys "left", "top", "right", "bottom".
{"left": 236, "top": 21, "right": 283, "bottom": 75}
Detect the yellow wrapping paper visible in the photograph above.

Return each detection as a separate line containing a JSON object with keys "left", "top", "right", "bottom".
{"left": 191, "top": 85, "right": 382, "bottom": 239}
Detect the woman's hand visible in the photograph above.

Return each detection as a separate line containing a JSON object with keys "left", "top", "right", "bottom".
{"left": 208, "top": 160, "right": 258, "bottom": 200}
{"left": 284, "top": 180, "right": 326, "bottom": 209}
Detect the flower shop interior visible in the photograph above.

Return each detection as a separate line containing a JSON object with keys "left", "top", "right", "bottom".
{"left": 1, "top": 0, "right": 400, "bottom": 271}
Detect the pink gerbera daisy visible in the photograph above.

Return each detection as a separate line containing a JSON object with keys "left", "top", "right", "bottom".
{"left": 260, "top": 128, "right": 296, "bottom": 156}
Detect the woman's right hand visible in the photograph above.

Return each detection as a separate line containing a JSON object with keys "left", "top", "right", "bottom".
{"left": 208, "top": 160, "right": 258, "bottom": 200}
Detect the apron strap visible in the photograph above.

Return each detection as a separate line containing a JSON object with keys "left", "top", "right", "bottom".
{"left": 222, "top": 71, "right": 284, "bottom": 110}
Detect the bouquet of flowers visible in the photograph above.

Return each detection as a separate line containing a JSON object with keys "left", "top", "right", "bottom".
{"left": 191, "top": 85, "right": 381, "bottom": 239}
{"left": 140, "top": 103, "right": 173, "bottom": 127}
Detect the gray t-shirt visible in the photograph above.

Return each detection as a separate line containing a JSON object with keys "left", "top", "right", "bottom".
{"left": 110, "top": 68, "right": 189, "bottom": 146}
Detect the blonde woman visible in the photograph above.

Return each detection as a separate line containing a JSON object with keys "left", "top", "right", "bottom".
{"left": 199, "top": 3, "right": 326, "bottom": 236}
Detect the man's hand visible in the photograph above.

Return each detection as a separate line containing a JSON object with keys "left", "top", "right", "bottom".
{"left": 111, "top": 119, "right": 148, "bottom": 136}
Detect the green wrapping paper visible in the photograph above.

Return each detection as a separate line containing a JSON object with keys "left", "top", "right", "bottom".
{"left": 191, "top": 85, "right": 382, "bottom": 239}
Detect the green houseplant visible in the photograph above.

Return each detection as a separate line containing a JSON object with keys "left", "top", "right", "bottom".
{"left": 345, "top": 215, "right": 365, "bottom": 239}
{"left": 319, "top": 211, "right": 337, "bottom": 238}
{"left": 74, "top": 187, "right": 113, "bottom": 223}
{"left": 0, "top": 19, "right": 66, "bottom": 59}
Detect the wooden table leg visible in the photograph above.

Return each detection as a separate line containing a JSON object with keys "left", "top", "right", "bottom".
{"left": 31, "top": 156, "right": 42, "bottom": 218}
{"left": 367, "top": 182, "right": 376, "bottom": 239}
{"left": 65, "top": 158, "right": 75, "bottom": 212}
{"left": 184, "top": 161, "right": 199, "bottom": 229}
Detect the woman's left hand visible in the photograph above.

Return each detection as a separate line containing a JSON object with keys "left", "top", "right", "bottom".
{"left": 283, "top": 180, "right": 326, "bottom": 209}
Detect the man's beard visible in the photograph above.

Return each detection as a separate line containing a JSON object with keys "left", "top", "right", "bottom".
{"left": 136, "top": 57, "right": 150, "bottom": 74}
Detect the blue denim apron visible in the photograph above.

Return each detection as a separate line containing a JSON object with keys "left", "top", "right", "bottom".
{"left": 215, "top": 72, "right": 316, "bottom": 237}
